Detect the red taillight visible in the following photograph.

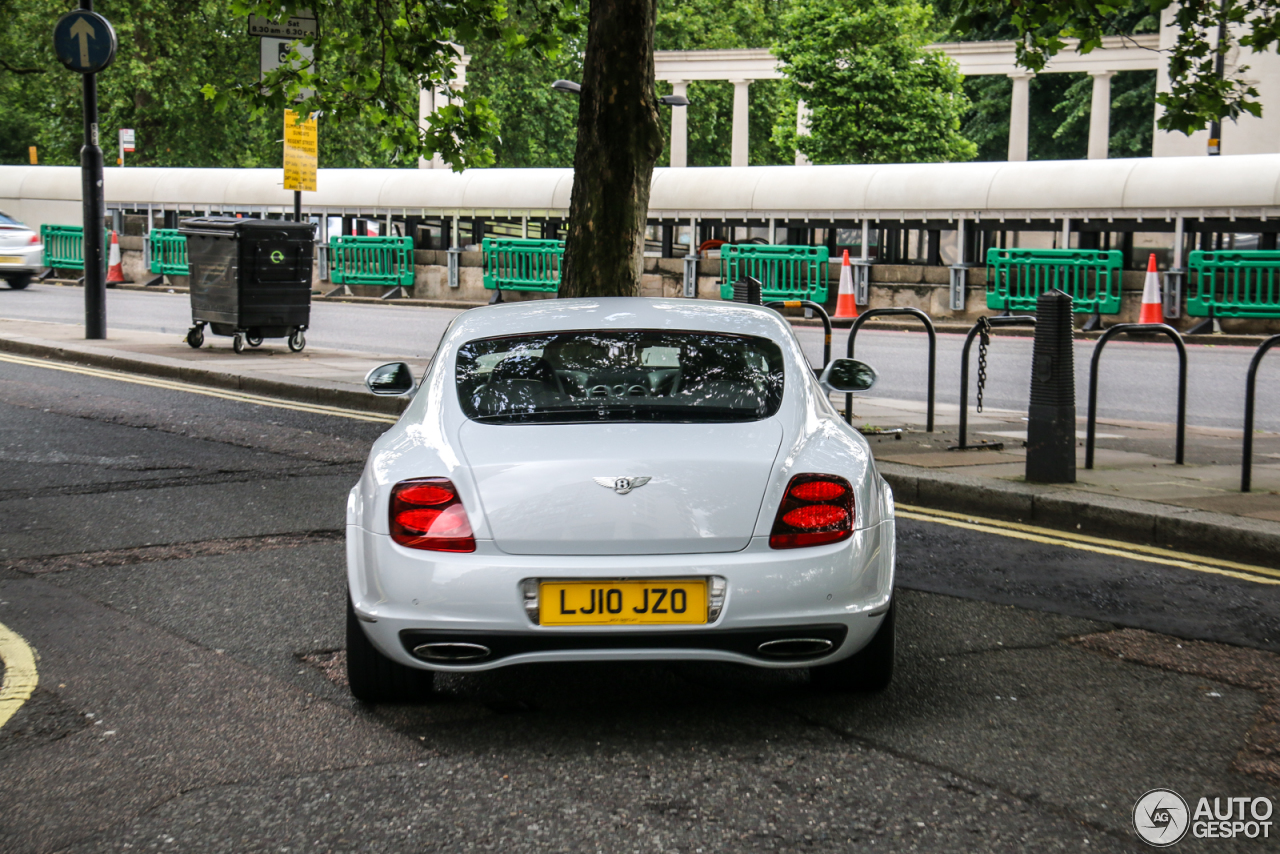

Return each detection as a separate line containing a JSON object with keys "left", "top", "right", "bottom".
{"left": 29, "top": 234, "right": 40, "bottom": 245}
{"left": 390, "top": 478, "right": 475, "bottom": 552}
{"left": 769, "top": 474, "right": 854, "bottom": 549}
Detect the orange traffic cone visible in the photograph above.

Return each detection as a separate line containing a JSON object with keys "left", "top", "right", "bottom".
{"left": 833, "top": 249, "right": 858, "bottom": 321}
{"left": 106, "top": 231, "right": 126, "bottom": 284}
{"left": 1138, "top": 253, "right": 1163, "bottom": 325}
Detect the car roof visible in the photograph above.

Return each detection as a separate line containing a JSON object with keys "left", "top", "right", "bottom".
{"left": 447, "top": 297, "right": 795, "bottom": 342}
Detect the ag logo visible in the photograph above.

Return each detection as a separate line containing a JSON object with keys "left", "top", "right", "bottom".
{"left": 1133, "top": 789, "right": 1190, "bottom": 847}
{"left": 270, "top": 249, "right": 284, "bottom": 264}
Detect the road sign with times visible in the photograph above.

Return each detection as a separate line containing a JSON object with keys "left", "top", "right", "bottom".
{"left": 120, "top": 129, "right": 135, "bottom": 153}
{"left": 283, "top": 110, "right": 317, "bottom": 192}
{"left": 52, "top": 10, "right": 117, "bottom": 74}
{"left": 249, "top": 10, "right": 317, "bottom": 39}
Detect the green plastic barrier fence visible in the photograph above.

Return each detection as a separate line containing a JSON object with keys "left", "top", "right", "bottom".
{"left": 1187, "top": 250, "right": 1280, "bottom": 318}
{"left": 40, "top": 224, "right": 108, "bottom": 272}
{"left": 986, "top": 248, "right": 1123, "bottom": 314}
{"left": 328, "top": 235, "right": 415, "bottom": 287}
{"left": 483, "top": 238, "right": 564, "bottom": 292}
{"left": 718, "top": 244, "right": 830, "bottom": 303}
{"left": 148, "top": 229, "right": 189, "bottom": 275}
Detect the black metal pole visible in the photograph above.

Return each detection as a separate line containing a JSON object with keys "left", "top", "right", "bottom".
{"left": 80, "top": 0, "right": 105, "bottom": 339}
{"left": 1242, "top": 335, "right": 1280, "bottom": 492}
{"left": 1208, "top": 0, "right": 1227, "bottom": 155}
{"left": 294, "top": 190, "right": 302, "bottom": 223}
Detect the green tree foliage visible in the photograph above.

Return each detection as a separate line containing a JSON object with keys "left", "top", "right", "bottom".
{"left": 0, "top": 0, "right": 418, "bottom": 168}
{"left": 772, "top": 0, "right": 976, "bottom": 164}
{"left": 212, "top": 1, "right": 581, "bottom": 171}
{"left": 948, "top": 0, "right": 1277, "bottom": 134}
{"left": 464, "top": 20, "right": 582, "bottom": 167}
{"left": 653, "top": 0, "right": 792, "bottom": 166}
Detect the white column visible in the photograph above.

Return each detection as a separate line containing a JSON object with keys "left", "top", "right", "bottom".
{"left": 669, "top": 80, "right": 689, "bottom": 168}
{"left": 417, "top": 87, "right": 434, "bottom": 169}
{"left": 1087, "top": 71, "right": 1115, "bottom": 160}
{"left": 1008, "top": 73, "right": 1033, "bottom": 162}
{"left": 795, "top": 100, "right": 812, "bottom": 166}
{"left": 731, "top": 79, "right": 751, "bottom": 167}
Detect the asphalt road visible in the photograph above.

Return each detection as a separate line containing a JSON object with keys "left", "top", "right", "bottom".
{"left": 3, "top": 283, "right": 1279, "bottom": 430}
{"left": 1, "top": 357, "right": 1277, "bottom": 851}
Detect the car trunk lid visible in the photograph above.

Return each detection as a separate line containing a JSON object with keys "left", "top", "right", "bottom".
{"left": 458, "top": 420, "right": 783, "bottom": 555}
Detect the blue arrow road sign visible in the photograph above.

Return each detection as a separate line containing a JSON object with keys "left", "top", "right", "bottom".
{"left": 53, "top": 10, "right": 117, "bottom": 74}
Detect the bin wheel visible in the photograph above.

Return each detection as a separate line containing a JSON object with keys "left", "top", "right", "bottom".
{"left": 288, "top": 328, "right": 306, "bottom": 352}
{"left": 186, "top": 326, "right": 204, "bottom": 349}
{"left": 232, "top": 332, "right": 247, "bottom": 354}
{"left": 246, "top": 333, "right": 263, "bottom": 347}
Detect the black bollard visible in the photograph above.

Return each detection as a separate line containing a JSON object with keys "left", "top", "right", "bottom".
{"left": 732, "top": 276, "right": 762, "bottom": 305}
{"left": 1025, "top": 288, "right": 1076, "bottom": 483}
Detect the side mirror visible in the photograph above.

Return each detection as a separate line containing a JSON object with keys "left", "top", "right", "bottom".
{"left": 365, "top": 362, "right": 417, "bottom": 397}
{"left": 819, "top": 358, "right": 877, "bottom": 394}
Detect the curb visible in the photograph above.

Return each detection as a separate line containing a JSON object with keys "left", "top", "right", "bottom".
{"left": 880, "top": 461, "right": 1280, "bottom": 568}
{"left": 0, "top": 335, "right": 409, "bottom": 416}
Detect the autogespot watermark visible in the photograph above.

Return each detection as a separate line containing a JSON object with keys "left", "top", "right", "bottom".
{"left": 1132, "top": 789, "right": 1275, "bottom": 846}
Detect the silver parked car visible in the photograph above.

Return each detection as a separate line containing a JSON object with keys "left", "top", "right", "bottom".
{"left": 0, "top": 212, "right": 43, "bottom": 290}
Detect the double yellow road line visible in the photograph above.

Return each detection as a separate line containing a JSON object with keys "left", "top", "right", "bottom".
{"left": 898, "top": 504, "right": 1280, "bottom": 586}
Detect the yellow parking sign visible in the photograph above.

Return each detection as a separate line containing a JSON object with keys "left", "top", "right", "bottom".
{"left": 282, "top": 109, "right": 317, "bottom": 192}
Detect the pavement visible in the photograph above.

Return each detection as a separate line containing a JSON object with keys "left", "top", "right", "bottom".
{"left": 1, "top": 313, "right": 1278, "bottom": 568}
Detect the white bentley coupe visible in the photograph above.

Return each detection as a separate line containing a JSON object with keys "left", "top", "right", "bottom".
{"left": 348, "top": 297, "right": 895, "bottom": 701}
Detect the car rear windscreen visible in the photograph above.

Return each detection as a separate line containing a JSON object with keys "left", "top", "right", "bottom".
{"left": 456, "top": 330, "right": 785, "bottom": 424}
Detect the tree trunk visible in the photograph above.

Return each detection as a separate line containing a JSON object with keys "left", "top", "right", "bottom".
{"left": 559, "top": 0, "right": 663, "bottom": 298}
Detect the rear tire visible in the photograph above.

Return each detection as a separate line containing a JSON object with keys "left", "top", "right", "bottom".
{"left": 346, "top": 596, "right": 436, "bottom": 703}
{"left": 6, "top": 274, "right": 31, "bottom": 290}
{"left": 246, "top": 332, "right": 263, "bottom": 347}
{"left": 232, "top": 332, "right": 246, "bottom": 354}
{"left": 809, "top": 599, "right": 895, "bottom": 692}
{"left": 287, "top": 328, "right": 306, "bottom": 352}
{"left": 186, "top": 326, "right": 204, "bottom": 348}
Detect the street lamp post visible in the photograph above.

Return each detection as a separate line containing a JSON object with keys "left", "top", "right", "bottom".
{"left": 52, "top": 2, "right": 117, "bottom": 340}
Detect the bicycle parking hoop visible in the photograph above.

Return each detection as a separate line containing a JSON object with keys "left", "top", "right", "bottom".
{"left": 844, "top": 307, "right": 937, "bottom": 432}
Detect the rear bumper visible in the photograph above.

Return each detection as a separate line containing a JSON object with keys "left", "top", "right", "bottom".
{"left": 347, "top": 519, "right": 895, "bottom": 672}
{"left": 0, "top": 245, "right": 43, "bottom": 274}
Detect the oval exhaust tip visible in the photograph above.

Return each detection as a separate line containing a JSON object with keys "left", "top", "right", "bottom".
{"left": 413, "top": 642, "right": 491, "bottom": 662}
{"left": 757, "top": 638, "right": 834, "bottom": 659}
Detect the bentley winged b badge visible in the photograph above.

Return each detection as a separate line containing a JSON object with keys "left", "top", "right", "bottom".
{"left": 593, "top": 476, "right": 651, "bottom": 495}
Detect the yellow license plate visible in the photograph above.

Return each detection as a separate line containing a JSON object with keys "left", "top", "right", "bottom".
{"left": 540, "top": 579, "right": 708, "bottom": 626}
{"left": 0, "top": 256, "right": 22, "bottom": 264}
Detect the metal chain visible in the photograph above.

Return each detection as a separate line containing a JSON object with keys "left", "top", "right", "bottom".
{"left": 976, "top": 316, "right": 992, "bottom": 413}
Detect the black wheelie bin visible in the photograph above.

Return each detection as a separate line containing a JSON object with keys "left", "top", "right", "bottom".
{"left": 179, "top": 216, "right": 315, "bottom": 353}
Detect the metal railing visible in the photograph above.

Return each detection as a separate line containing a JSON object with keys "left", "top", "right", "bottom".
{"left": 1187, "top": 250, "right": 1280, "bottom": 319}
{"left": 147, "top": 229, "right": 189, "bottom": 275}
{"left": 1241, "top": 334, "right": 1280, "bottom": 492}
{"left": 329, "top": 235, "right": 415, "bottom": 290}
{"left": 719, "top": 245, "right": 830, "bottom": 304}
{"left": 1085, "top": 324, "right": 1187, "bottom": 469}
{"left": 954, "top": 315, "right": 1036, "bottom": 450}
{"left": 482, "top": 237, "right": 564, "bottom": 293}
{"left": 844, "top": 308, "right": 937, "bottom": 432}
{"left": 986, "top": 248, "right": 1122, "bottom": 315}
{"left": 764, "top": 299, "right": 831, "bottom": 374}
